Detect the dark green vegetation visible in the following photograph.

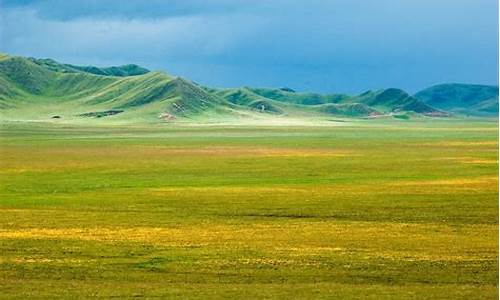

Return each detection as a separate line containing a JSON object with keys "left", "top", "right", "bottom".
{"left": 77, "top": 110, "right": 124, "bottom": 118}
{"left": 0, "top": 53, "right": 497, "bottom": 123}
{"left": 415, "top": 83, "right": 499, "bottom": 116}
{"left": 0, "top": 119, "right": 498, "bottom": 299}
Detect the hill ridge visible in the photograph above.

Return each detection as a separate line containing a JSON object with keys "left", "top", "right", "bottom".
{"left": 0, "top": 54, "right": 497, "bottom": 123}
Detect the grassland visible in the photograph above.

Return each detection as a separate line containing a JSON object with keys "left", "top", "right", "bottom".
{"left": 0, "top": 118, "right": 498, "bottom": 299}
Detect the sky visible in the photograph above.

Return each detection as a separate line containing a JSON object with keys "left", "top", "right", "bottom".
{"left": 0, "top": 0, "right": 498, "bottom": 94}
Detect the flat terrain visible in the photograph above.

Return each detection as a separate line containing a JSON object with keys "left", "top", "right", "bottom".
{"left": 0, "top": 119, "right": 498, "bottom": 299}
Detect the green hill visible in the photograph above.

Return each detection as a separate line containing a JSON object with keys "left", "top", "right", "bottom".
{"left": 231, "top": 87, "right": 445, "bottom": 116}
{"left": 414, "top": 83, "right": 499, "bottom": 116}
{"left": 247, "top": 87, "right": 349, "bottom": 105}
{"left": 214, "top": 87, "right": 389, "bottom": 118}
{"left": 345, "top": 88, "right": 447, "bottom": 116}
{"left": 0, "top": 54, "right": 237, "bottom": 122}
{"left": 1, "top": 53, "right": 495, "bottom": 123}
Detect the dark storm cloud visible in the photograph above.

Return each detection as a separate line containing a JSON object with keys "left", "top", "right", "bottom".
{"left": 0, "top": 0, "right": 498, "bottom": 93}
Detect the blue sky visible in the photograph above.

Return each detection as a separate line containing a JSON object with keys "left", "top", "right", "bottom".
{"left": 0, "top": 0, "right": 498, "bottom": 94}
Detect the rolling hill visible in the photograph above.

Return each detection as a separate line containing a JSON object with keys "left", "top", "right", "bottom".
{"left": 0, "top": 54, "right": 239, "bottom": 122}
{"left": 0, "top": 53, "right": 496, "bottom": 123}
{"left": 344, "top": 88, "right": 447, "bottom": 116}
{"left": 415, "top": 83, "right": 499, "bottom": 116}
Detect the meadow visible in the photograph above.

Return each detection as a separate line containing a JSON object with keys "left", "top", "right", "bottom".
{"left": 0, "top": 118, "right": 498, "bottom": 299}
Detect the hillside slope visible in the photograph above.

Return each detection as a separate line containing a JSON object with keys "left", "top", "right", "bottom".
{"left": 0, "top": 54, "right": 237, "bottom": 122}
{"left": 345, "top": 88, "right": 447, "bottom": 116}
{"left": 214, "top": 87, "right": 383, "bottom": 117}
{"left": 215, "top": 87, "right": 446, "bottom": 117}
{"left": 415, "top": 83, "right": 499, "bottom": 116}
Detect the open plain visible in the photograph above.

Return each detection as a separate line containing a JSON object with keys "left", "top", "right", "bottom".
{"left": 0, "top": 118, "right": 497, "bottom": 299}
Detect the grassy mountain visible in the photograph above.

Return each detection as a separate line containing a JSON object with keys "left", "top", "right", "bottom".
{"left": 1, "top": 53, "right": 494, "bottom": 123}
{"left": 0, "top": 54, "right": 237, "bottom": 122}
{"left": 213, "top": 88, "right": 285, "bottom": 114}
{"left": 247, "top": 87, "right": 350, "bottom": 105}
{"left": 214, "top": 87, "right": 380, "bottom": 117}
{"left": 218, "top": 87, "right": 446, "bottom": 116}
{"left": 415, "top": 83, "right": 499, "bottom": 116}
{"left": 345, "top": 88, "right": 447, "bottom": 116}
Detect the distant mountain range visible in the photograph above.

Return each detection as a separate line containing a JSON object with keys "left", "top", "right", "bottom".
{"left": 0, "top": 53, "right": 497, "bottom": 123}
